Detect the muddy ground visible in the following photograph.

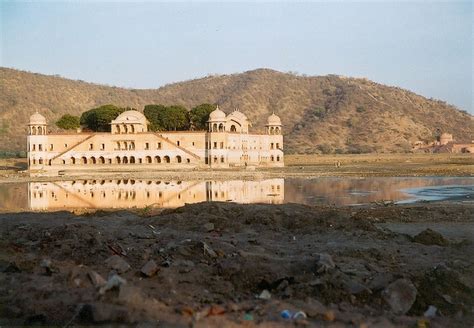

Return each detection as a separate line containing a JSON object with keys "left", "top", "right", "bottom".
{"left": 0, "top": 202, "right": 473, "bottom": 327}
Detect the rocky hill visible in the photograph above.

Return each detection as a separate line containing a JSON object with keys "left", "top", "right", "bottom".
{"left": 1, "top": 67, "right": 472, "bottom": 154}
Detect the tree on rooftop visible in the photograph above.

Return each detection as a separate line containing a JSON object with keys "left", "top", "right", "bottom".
{"left": 80, "top": 104, "right": 126, "bottom": 132}
{"left": 189, "top": 103, "right": 216, "bottom": 130}
{"left": 55, "top": 114, "right": 80, "bottom": 130}
{"left": 144, "top": 104, "right": 190, "bottom": 131}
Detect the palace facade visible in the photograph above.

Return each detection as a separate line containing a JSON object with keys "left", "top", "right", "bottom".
{"left": 27, "top": 107, "right": 284, "bottom": 174}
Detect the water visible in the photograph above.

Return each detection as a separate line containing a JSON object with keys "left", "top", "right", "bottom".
{"left": 0, "top": 177, "right": 472, "bottom": 212}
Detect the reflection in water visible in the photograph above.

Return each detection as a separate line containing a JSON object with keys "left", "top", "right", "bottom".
{"left": 28, "top": 179, "right": 284, "bottom": 210}
{"left": 0, "top": 177, "right": 472, "bottom": 212}
{"left": 284, "top": 177, "right": 474, "bottom": 206}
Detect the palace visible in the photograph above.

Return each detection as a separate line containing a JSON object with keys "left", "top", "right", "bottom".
{"left": 27, "top": 107, "right": 284, "bottom": 175}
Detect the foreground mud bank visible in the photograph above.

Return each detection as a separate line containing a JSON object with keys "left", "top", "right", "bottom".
{"left": 0, "top": 202, "right": 473, "bottom": 327}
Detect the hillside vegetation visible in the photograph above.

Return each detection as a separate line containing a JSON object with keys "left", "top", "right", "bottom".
{"left": 1, "top": 67, "right": 472, "bottom": 153}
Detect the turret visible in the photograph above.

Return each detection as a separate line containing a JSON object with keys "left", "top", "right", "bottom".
{"left": 28, "top": 112, "right": 47, "bottom": 135}
{"left": 208, "top": 105, "right": 226, "bottom": 132}
{"left": 266, "top": 113, "right": 282, "bottom": 135}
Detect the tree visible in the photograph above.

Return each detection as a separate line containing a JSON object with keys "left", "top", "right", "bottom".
{"left": 189, "top": 103, "right": 215, "bottom": 130}
{"left": 144, "top": 104, "right": 190, "bottom": 131}
{"left": 55, "top": 114, "right": 80, "bottom": 130}
{"left": 80, "top": 104, "right": 126, "bottom": 132}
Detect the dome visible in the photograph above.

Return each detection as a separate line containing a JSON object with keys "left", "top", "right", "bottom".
{"left": 209, "top": 105, "right": 226, "bottom": 121}
{"left": 112, "top": 110, "right": 148, "bottom": 124}
{"left": 266, "top": 113, "right": 281, "bottom": 125}
{"left": 227, "top": 110, "right": 248, "bottom": 122}
{"left": 29, "top": 112, "right": 46, "bottom": 125}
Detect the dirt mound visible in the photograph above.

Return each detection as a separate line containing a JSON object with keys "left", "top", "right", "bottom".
{"left": 0, "top": 202, "right": 473, "bottom": 326}
{"left": 412, "top": 228, "right": 449, "bottom": 246}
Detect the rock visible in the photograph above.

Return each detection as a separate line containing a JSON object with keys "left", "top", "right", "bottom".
{"left": 258, "top": 289, "right": 271, "bottom": 300}
{"left": 368, "top": 272, "right": 394, "bottom": 291}
{"left": 208, "top": 304, "right": 226, "bottom": 316}
{"left": 105, "top": 255, "right": 130, "bottom": 273}
{"left": 140, "top": 260, "right": 159, "bottom": 277}
{"left": 40, "top": 258, "right": 57, "bottom": 275}
{"left": 315, "top": 253, "right": 335, "bottom": 274}
{"left": 88, "top": 271, "right": 106, "bottom": 288}
{"left": 424, "top": 305, "right": 437, "bottom": 318}
{"left": 412, "top": 229, "right": 449, "bottom": 246}
{"left": 202, "top": 242, "right": 217, "bottom": 258}
{"left": 382, "top": 279, "right": 417, "bottom": 314}
{"left": 99, "top": 274, "right": 127, "bottom": 295}
{"left": 203, "top": 222, "right": 215, "bottom": 232}
{"left": 323, "top": 310, "right": 335, "bottom": 322}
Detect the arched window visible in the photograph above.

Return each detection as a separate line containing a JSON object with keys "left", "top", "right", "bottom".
{"left": 90, "top": 157, "right": 96, "bottom": 164}
{"left": 230, "top": 125, "right": 237, "bottom": 132}
{"left": 130, "top": 125, "right": 135, "bottom": 133}
{"left": 276, "top": 155, "right": 280, "bottom": 161}
{"left": 122, "top": 156, "right": 128, "bottom": 164}
{"left": 116, "top": 142, "right": 120, "bottom": 150}
{"left": 275, "top": 127, "right": 280, "bottom": 135}
{"left": 221, "top": 156, "right": 225, "bottom": 163}
{"left": 212, "top": 123, "right": 217, "bottom": 132}
{"left": 38, "top": 158, "right": 43, "bottom": 164}
{"left": 99, "top": 156, "right": 105, "bottom": 164}
{"left": 270, "top": 127, "right": 275, "bottom": 135}
{"left": 32, "top": 159, "right": 36, "bottom": 165}
{"left": 164, "top": 155, "right": 170, "bottom": 163}
{"left": 71, "top": 157, "right": 76, "bottom": 165}
{"left": 48, "top": 160, "right": 52, "bottom": 165}
{"left": 145, "top": 156, "right": 152, "bottom": 164}
{"left": 271, "top": 155, "right": 274, "bottom": 161}
{"left": 176, "top": 155, "right": 182, "bottom": 163}
{"left": 116, "top": 156, "right": 121, "bottom": 164}
{"left": 81, "top": 157, "right": 87, "bottom": 164}
{"left": 37, "top": 127, "right": 43, "bottom": 135}
{"left": 124, "top": 125, "right": 128, "bottom": 134}
{"left": 32, "top": 126, "right": 37, "bottom": 135}
{"left": 116, "top": 125, "right": 121, "bottom": 133}
{"left": 218, "top": 123, "right": 224, "bottom": 132}
{"left": 130, "top": 156, "right": 136, "bottom": 164}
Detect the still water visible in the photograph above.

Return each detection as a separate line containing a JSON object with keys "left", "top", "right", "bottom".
{"left": 0, "top": 177, "right": 473, "bottom": 212}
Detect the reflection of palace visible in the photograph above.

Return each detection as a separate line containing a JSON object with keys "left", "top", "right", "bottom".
{"left": 27, "top": 107, "right": 284, "bottom": 175}
{"left": 28, "top": 179, "right": 284, "bottom": 210}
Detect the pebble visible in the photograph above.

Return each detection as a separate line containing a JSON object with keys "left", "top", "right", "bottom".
{"left": 315, "top": 253, "right": 335, "bottom": 273}
{"left": 382, "top": 279, "right": 417, "bottom": 314}
{"left": 423, "top": 305, "right": 437, "bottom": 318}
{"left": 105, "top": 255, "right": 131, "bottom": 273}
{"left": 203, "top": 222, "right": 215, "bottom": 232}
{"left": 202, "top": 242, "right": 217, "bottom": 258}
{"left": 258, "top": 289, "right": 272, "bottom": 300}
{"left": 88, "top": 271, "right": 106, "bottom": 287}
{"left": 99, "top": 274, "right": 127, "bottom": 295}
{"left": 140, "top": 260, "right": 159, "bottom": 277}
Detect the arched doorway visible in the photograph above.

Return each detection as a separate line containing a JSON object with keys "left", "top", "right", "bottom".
{"left": 164, "top": 155, "right": 170, "bottom": 163}
{"left": 155, "top": 156, "right": 161, "bottom": 163}
{"left": 176, "top": 155, "right": 182, "bottom": 163}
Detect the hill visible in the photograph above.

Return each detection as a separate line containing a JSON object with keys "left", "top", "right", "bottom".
{"left": 1, "top": 67, "right": 472, "bottom": 154}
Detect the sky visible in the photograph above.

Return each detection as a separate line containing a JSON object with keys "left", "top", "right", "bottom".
{"left": 1, "top": 1, "right": 472, "bottom": 113}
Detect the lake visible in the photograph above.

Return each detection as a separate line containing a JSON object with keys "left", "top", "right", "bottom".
{"left": 0, "top": 177, "right": 473, "bottom": 212}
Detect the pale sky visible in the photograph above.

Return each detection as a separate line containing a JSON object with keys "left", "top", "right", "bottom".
{"left": 1, "top": 1, "right": 472, "bottom": 113}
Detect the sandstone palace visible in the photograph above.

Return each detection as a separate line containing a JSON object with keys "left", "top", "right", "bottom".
{"left": 27, "top": 106, "right": 284, "bottom": 175}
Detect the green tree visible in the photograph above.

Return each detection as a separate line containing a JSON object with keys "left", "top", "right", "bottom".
{"left": 80, "top": 104, "right": 126, "bottom": 132}
{"left": 144, "top": 104, "right": 190, "bottom": 131}
{"left": 188, "top": 103, "right": 215, "bottom": 130}
{"left": 55, "top": 114, "right": 80, "bottom": 130}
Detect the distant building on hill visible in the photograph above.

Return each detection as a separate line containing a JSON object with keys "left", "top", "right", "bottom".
{"left": 26, "top": 107, "right": 284, "bottom": 175}
{"left": 412, "top": 131, "right": 474, "bottom": 153}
